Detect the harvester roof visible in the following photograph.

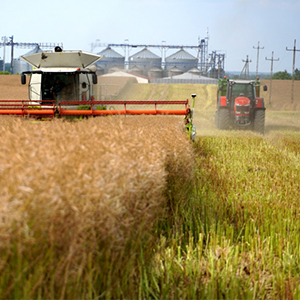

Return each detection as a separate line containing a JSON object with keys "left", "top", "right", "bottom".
{"left": 20, "top": 50, "right": 103, "bottom": 69}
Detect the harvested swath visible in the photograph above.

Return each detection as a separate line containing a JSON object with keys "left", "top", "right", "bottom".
{"left": 0, "top": 115, "right": 193, "bottom": 296}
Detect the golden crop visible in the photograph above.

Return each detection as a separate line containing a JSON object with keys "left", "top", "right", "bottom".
{"left": 0, "top": 115, "right": 194, "bottom": 298}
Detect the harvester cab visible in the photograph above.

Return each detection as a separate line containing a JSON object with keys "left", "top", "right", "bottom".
{"left": 215, "top": 76, "right": 267, "bottom": 134}
{"left": 20, "top": 46, "right": 100, "bottom": 104}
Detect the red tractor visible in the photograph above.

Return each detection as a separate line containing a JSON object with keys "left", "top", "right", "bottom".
{"left": 215, "top": 77, "right": 267, "bottom": 134}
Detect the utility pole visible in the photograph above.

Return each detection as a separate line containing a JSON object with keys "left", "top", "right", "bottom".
{"left": 286, "top": 39, "right": 300, "bottom": 103}
{"left": 265, "top": 51, "right": 279, "bottom": 106}
{"left": 253, "top": 41, "right": 264, "bottom": 77}
{"left": 1, "top": 36, "right": 7, "bottom": 72}
{"left": 239, "top": 55, "right": 251, "bottom": 79}
{"left": 9, "top": 35, "right": 14, "bottom": 73}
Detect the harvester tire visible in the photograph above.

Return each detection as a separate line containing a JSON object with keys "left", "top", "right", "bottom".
{"left": 218, "top": 108, "right": 230, "bottom": 130}
{"left": 253, "top": 110, "right": 265, "bottom": 134}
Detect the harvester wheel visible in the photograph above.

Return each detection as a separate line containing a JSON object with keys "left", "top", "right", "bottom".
{"left": 217, "top": 108, "right": 230, "bottom": 130}
{"left": 253, "top": 110, "right": 265, "bottom": 134}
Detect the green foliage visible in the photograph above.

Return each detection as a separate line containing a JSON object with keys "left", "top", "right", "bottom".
{"left": 272, "top": 69, "right": 300, "bottom": 80}
{"left": 272, "top": 70, "right": 292, "bottom": 80}
{"left": 294, "top": 68, "right": 300, "bottom": 80}
{"left": 149, "top": 127, "right": 300, "bottom": 299}
{"left": 0, "top": 71, "right": 11, "bottom": 75}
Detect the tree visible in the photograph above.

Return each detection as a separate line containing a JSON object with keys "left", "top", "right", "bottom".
{"left": 294, "top": 68, "right": 300, "bottom": 80}
{"left": 272, "top": 70, "right": 292, "bottom": 80}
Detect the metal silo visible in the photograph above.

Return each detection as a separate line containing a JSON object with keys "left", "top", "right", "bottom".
{"left": 96, "top": 47, "right": 125, "bottom": 74}
{"left": 147, "top": 66, "right": 163, "bottom": 79}
{"left": 96, "top": 65, "right": 105, "bottom": 75}
{"left": 129, "top": 48, "right": 161, "bottom": 76}
{"left": 167, "top": 66, "right": 183, "bottom": 78}
{"left": 165, "top": 49, "right": 197, "bottom": 76}
{"left": 188, "top": 67, "right": 202, "bottom": 76}
{"left": 128, "top": 65, "right": 143, "bottom": 76}
{"left": 13, "top": 58, "right": 31, "bottom": 74}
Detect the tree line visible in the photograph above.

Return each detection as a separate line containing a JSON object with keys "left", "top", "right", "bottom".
{"left": 272, "top": 68, "right": 300, "bottom": 80}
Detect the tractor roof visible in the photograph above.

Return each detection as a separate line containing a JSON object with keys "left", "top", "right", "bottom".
{"left": 21, "top": 50, "right": 103, "bottom": 69}
{"left": 228, "top": 79, "right": 256, "bottom": 84}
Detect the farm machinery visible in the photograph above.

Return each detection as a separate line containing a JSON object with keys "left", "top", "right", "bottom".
{"left": 0, "top": 47, "right": 196, "bottom": 141}
{"left": 215, "top": 76, "right": 267, "bottom": 134}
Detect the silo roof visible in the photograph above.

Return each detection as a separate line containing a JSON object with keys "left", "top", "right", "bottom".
{"left": 24, "top": 45, "right": 43, "bottom": 55}
{"left": 98, "top": 47, "right": 124, "bottom": 58}
{"left": 130, "top": 48, "right": 160, "bottom": 60}
{"left": 166, "top": 49, "right": 196, "bottom": 60}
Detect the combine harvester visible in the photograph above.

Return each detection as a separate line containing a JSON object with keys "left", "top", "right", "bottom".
{"left": 0, "top": 47, "right": 196, "bottom": 141}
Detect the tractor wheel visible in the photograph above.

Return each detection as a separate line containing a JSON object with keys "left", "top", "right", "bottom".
{"left": 253, "top": 110, "right": 265, "bottom": 134}
{"left": 218, "top": 108, "right": 230, "bottom": 130}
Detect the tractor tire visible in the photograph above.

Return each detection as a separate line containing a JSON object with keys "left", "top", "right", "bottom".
{"left": 218, "top": 108, "right": 230, "bottom": 130}
{"left": 253, "top": 110, "right": 265, "bottom": 134}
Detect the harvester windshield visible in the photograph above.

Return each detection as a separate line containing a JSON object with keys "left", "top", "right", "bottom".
{"left": 23, "top": 70, "right": 96, "bottom": 102}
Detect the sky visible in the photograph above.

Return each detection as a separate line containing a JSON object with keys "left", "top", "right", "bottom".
{"left": 1, "top": 0, "right": 300, "bottom": 73}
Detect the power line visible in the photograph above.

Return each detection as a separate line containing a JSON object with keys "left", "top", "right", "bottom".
{"left": 286, "top": 39, "right": 300, "bottom": 104}
{"left": 265, "top": 51, "right": 279, "bottom": 106}
{"left": 253, "top": 41, "right": 264, "bottom": 77}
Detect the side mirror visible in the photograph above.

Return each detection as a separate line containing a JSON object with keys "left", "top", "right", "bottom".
{"left": 92, "top": 73, "right": 98, "bottom": 84}
{"left": 263, "top": 85, "right": 267, "bottom": 92}
{"left": 21, "top": 74, "right": 26, "bottom": 85}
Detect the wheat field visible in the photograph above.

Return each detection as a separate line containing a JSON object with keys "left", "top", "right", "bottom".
{"left": 1, "top": 75, "right": 300, "bottom": 298}
{"left": 0, "top": 115, "right": 194, "bottom": 298}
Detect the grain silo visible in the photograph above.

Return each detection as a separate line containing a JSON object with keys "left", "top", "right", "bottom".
{"left": 165, "top": 49, "right": 197, "bottom": 76}
{"left": 96, "top": 65, "right": 105, "bottom": 76}
{"left": 129, "top": 48, "right": 161, "bottom": 76}
{"left": 147, "top": 66, "right": 163, "bottom": 79}
{"left": 188, "top": 67, "right": 202, "bottom": 76}
{"left": 167, "top": 66, "right": 183, "bottom": 77}
{"left": 128, "top": 65, "right": 143, "bottom": 76}
{"left": 96, "top": 47, "right": 125, "bottom": 74}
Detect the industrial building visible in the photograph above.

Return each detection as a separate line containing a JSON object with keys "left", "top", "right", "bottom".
{"left": 165, "top": 49, "right": 198, "bottom": 76}
{"left": 1, "top": 36, "right": 225, "bottom": 80}
{"left": 128, "top": 48, "right": 162, "bottom": 76}
{"left": 93, "top": 40, "right": 225, "bottom": 79}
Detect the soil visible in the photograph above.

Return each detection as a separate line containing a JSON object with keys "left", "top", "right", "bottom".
{"left": 0, "top": 75, "right": 29, "bottom": 100}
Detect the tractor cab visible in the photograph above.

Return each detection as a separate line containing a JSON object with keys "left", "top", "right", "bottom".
{"left": 228, "top": 81, "right": 255, "bottom": 100}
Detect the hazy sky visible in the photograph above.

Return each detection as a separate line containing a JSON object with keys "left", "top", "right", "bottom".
{"left": 1, "top": 0, "right": 299, "bottom": 73}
